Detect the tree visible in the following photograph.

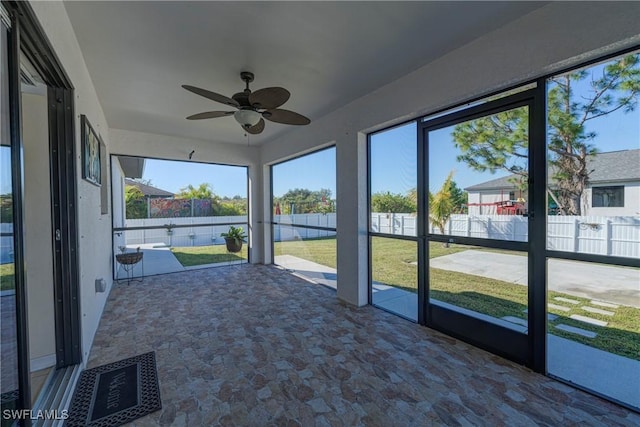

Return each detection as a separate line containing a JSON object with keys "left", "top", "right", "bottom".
{"left": 371, "top": 191, "right": 416, "bottom": 213}
{"left": 125, "top": 186, "right": 147, "bottom": 219}
{"left": 449, "top": 180, "right": 468, "bottom": 214}
{"left": 429, "top": 172, "right": 455, "bottom": 234}
{"left": 176, "top": 183, "right": 216, "bottom": 200}
{"left": 275, "top": 188, "right": 334, "bottom": 214}
{"left": 452, "top": 53, "right": 640, "bottom": 215}
{"left": 217, "top": 202, "right": 245, "bottom": 216}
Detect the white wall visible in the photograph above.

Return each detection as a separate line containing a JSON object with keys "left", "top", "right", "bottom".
{"left": 583, "top": 182, "right": 640, "bottom": 217}
{"left": 108, "top": 128, "right": 263, "bottom": 262}
{"left": 30, "top": 1, "right": 114, "bottom": 364}
{"left": 22, "top": 91, "right": 56, "bottom": 369}
{"left": 111, "top": 158, "right": 125, "bottom": 229}
{"left": 260, "top": 2, "right": 640, "bottom": 306}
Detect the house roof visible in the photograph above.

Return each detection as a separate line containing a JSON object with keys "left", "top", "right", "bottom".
{"left": 125, "top": 179, "right": 174, "bottom": 198}
{"left": 464, "top": 149, "right": 640, "bottom": 191}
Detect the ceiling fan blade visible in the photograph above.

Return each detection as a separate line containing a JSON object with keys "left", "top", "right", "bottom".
{"left": 182, "top": 85, "right": 239, "bottom": 108}
{"left": 186, "top": 111, "right": 234, "bottom": 120}
{"left": 245, "top": 118, "right": 265, "bottom": 135}
{"left": 263, "top": 109, "right": 310, "bottom": 125}
{"left": 249, "top": 87, "right": 290, "bottom": 110}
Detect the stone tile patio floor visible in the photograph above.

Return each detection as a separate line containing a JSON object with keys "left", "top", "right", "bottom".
{"left": 88, "top": 265, "right": 639, "bottom": 426}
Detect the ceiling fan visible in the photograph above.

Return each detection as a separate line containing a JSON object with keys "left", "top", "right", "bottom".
{"left": 182, "top": 71, "right": 311, "bottom": 135}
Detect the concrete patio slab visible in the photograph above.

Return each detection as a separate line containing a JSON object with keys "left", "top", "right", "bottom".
{"left": 275, "top": 255, "right": 337, "bottom": 290}
{"left": 116, "top": 244, "right": 185, "bottom": 279}
{"left": 430, "top": 250, "right": 640, "bottom": 307}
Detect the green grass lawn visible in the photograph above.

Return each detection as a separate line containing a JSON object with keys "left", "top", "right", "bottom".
{"left": 0, "top": 263, "right": 15, "bottom": 291}
{"left": 275, "top": 236, "right": 640, "bottom": 360}
{"left": 171, "top": 244, "right": 248, "bottom": 267}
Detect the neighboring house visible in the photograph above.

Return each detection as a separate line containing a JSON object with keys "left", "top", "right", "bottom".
{"left": 465, "top": 149, "right": 640, "bottom": 216}
{"left": 124, "top": 178, "right": 174, "bottom": 199}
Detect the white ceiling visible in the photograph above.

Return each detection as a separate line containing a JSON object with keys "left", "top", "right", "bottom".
{"left": 64, "top": 1, "right": 545, "bottom": 145}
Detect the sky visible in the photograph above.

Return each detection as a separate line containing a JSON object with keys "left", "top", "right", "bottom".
{"left": 371, "top": 58, "right": 640, "bottom": 195}
{"left": 139, "top": 159, "right": 248, "bottom": 198}
{"left": 272, "top": 147, "right": 336, "bottom": 198}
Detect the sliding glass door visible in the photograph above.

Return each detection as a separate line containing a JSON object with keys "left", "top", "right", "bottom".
{"left": 0, "top": 16, "right": 21, "bottom": 416}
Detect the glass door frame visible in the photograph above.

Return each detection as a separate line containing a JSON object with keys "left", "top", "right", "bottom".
{"left": 417, "top": 88, "right": 547, "bottom": 370}
{"left": 3, "top": 0, "right": 82, "bottom": 416}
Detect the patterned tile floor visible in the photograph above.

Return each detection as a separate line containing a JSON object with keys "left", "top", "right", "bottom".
{"left": 87, "top": 265, "right": 639, "bottom": 426}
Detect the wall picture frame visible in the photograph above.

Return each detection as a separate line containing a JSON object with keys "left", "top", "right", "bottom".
{"left": 81, "top": 114, "right": 101, "bottom": 186}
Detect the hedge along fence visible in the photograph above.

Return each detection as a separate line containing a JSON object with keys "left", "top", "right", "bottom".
{"left": 371, "top": 213, "right": 640, "bottom": 258}
{"left": 149, "top": 198, "right": 215, "bottom": 217}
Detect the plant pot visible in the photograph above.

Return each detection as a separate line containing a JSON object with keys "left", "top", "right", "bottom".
{"left": 224, "top": 237, "right": 243, "bottom": 253}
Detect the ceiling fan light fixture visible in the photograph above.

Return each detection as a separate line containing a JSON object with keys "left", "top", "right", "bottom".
{"left": 234, "top": 109, "right": 261, "bottom": 127}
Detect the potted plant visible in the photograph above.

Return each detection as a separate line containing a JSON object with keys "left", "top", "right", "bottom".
{"left": 164, "top": 223, "right": 175, "bottom": 235}
{"left": 221, "top": 225, "right": 247, "bottom": 253}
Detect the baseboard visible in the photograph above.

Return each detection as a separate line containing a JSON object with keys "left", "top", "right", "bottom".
{"left": 30, "top": 354, "right": 56, "bottom": 372}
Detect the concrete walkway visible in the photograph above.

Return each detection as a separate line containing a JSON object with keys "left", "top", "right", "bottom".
{"left": 116, "top": 244, "right": 247, "bottom": 281}
{"left": 430, "top": 250, "right": 640, "bottom": 308}
{"left": 274, "top": 255, "right": 337, "bottom": 290}
{"left": 116, "top": 244, "right": 185, "bottom": 280}
{"left": 548, "top": 334, "right": 640, "bottom": 409}
{"left": 275, "top": 255, "right": 416, "bottom": 321}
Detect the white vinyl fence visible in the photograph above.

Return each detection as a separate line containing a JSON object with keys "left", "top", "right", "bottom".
{"left": 121, "top": 214, "right": 337, "bottom": 247}
{"left": 371, "top": 213, "right": 640, "bottom": 258}
{"left": 122, "top": 216, "right": 248, "bottom": 248}
{"left": 273, "top": 214, "right": 336, "bottom": 241}
{"left": 120, "top": 213, "right": 639, "bottom": 258}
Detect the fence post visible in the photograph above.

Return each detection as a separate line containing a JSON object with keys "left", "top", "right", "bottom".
{"left": 512, "top": 216, "right": 517, "bottom": 240}
{"left": 147, "top": 198, "right": 151, "bottom": 218}
{"left": 401, "top": 215, "right": 405, "bottom": 235}
{"left": 486, "top": 217, "right": 491, "bottom": 239}
{"left": 573, "top": 218, "right": 580, "bottom": 252}
{"left": 604, "top": 219, "right": 611, "bottom": 256}
{"left": 467, "top": 216, "right": 471, "bottom": 237}
{"left": 377, "top": 214, "right": 381, "bottom": 233}
{"left": 391, "top": 213, "right": 396, "bottom": 234}
{"left": 191, "top": 198, "right": 194, "bottom": 217}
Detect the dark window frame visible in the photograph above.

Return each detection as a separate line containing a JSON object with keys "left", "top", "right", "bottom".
{"left": 367, "top": 45, "right": 640, "bottom": 412}
{"left": 592, "top": 185, "right": 624, "bottom": 208}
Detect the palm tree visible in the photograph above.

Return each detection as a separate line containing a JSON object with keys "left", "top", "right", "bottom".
{"left": 429, "top": 172, "right": 455, "bottom": 236}
{"left": 176, "top": 183, "right": 215, "bottom": 199}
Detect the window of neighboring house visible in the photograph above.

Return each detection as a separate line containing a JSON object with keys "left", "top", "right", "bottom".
{"left": 592, "top": 186, "right": 624, "bottom": 207}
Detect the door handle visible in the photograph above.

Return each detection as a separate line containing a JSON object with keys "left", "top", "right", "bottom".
{"left": 55, "top": 229, "right": 61, "bottom": 241}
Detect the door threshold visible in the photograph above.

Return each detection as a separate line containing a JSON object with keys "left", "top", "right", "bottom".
{"left": 31, "top": 365, "right": 81, "bottom": 427}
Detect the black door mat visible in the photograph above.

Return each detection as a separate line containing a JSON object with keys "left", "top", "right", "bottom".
{"left": 65, "top": 352, "right": 161, "bottom": 427}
